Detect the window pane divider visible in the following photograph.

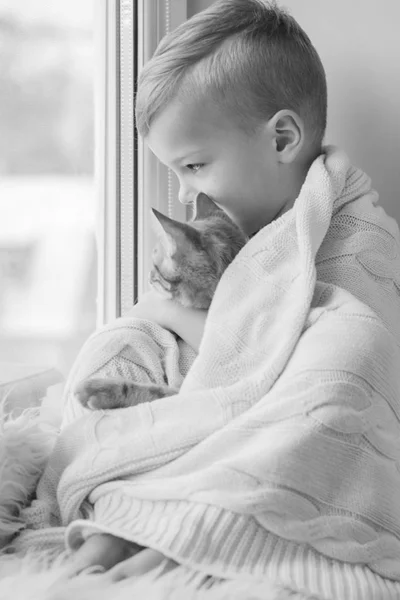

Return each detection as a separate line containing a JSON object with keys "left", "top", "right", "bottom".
{"left": 96, "top": 0, "right": 120, "bottom": 325}
{"left": 98, "top": 0, "right": 187, "bottom": 322}
{"left": 136, "top": 0, "right": 187, "bottom": 299}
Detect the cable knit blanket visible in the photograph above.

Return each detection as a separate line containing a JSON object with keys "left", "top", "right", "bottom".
{"left": 17, "top": 146, "right": 400, "bottom": 599}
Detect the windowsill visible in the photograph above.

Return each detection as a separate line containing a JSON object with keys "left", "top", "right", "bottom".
{"left": 0, "top": 361, "right": 64, "bottom": 415}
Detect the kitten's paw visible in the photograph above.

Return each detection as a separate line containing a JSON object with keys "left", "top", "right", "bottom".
{"left": 74, "top": 377, "right": 127, "bottom": 410}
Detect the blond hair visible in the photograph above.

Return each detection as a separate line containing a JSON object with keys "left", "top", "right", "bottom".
{"left": 136, "top": 0, "right": 327, "bottom": 148}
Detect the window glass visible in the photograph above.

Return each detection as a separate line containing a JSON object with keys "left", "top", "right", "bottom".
{"left": 0, "top": 1, "right": 96, "bottom": 381}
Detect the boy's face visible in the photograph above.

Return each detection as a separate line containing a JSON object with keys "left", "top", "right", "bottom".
{"left": 146, "top": 96, "right": 286, "bottom": 236}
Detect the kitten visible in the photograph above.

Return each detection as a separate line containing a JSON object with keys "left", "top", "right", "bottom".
{"left": 75, "top": 193, "right": 247, "bottom": 410}
{"left": 149, "top": 192, "right": 247, "bottom": 309}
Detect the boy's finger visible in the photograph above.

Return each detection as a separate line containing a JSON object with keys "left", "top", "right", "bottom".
{"left": 107, "top": 548, "right": 176, "bottom": 581}
{"left": 63, "top": 533, "right": 142, "bottom": 578}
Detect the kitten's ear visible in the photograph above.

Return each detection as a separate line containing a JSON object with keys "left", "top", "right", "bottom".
{"left": 194, "top": 193, "right": 223, "bottom": 221}
{"left": 151, "top": 209, "right": 178, "bottom": 256}
{"left": 151, "top": 208, "right": 199, "bottom": 256}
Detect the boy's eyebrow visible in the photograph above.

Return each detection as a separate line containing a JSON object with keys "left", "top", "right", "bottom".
{"left": 170, "top": 149, "right": 204, "bottom": 166}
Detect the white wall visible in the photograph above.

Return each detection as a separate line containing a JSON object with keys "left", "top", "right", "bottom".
{"left": 187, "top": 0, "right": 400, "bottom": 225}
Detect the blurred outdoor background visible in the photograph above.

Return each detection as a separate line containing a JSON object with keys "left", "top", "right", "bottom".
{"left": 0, "top": 0, "right": 97, "bottom": 381}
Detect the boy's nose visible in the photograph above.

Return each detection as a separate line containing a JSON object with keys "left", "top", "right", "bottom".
{"left": 178, "top": 185, "right": 196, "bottom": 205}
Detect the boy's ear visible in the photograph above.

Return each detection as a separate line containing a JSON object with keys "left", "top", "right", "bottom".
{"left": 268, "top": 109, "right": 304, "bottom": 164}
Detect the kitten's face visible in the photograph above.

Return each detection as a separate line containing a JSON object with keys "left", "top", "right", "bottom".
{"left": 149, "top": 193, "right": 247, "bottom": 309}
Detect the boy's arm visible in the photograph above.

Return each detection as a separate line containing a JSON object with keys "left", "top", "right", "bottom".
{"left": 164, "top": 301, "right": 207, "bottom": 352}
{"left": 124, "top": 291, "right": 207, "bottom": 353}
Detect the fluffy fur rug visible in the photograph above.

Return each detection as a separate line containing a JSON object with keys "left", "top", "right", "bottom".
{"left": 0, "top": 396, "right": 317, "bottom": 599}
{"left": 0, "top": 553, "right": 314, "bottom": 599}
{"left": 0, "top": 399, "right": 57, "bottom": 548}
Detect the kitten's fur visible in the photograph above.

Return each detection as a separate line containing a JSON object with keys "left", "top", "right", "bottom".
{"left": 75, "top": 193, "right": 247, "bottom": 410}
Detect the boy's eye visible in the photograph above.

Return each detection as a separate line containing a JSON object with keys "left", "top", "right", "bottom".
{"left": 185, "top": 163, "right": 204, "bottom": 173}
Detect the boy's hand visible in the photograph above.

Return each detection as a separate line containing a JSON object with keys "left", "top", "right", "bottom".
{"left": 63, "top": 533, "right": 143, "bottom": 578}
{"left": 105, "top": 548, "right": 176, "bottom": 582}
{"left": 125, "top": 290, "right": 208, "bottom": 353}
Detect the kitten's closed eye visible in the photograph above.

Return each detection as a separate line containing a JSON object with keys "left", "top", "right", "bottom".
{"left": 149, "top": 265, "right": 182, "bottom": 300}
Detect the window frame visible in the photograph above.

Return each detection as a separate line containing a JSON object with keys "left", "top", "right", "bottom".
{"left": 96, "top": 0, "right": 187, "bottom": 327}
{"left": 96, "top": 0, "right": 121, "bottom": 326}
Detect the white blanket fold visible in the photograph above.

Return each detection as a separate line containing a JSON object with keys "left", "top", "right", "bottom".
{"left": 18, "top": 147, "right": 400, "bottom": 597}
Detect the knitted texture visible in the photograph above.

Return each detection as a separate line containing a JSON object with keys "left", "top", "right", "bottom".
{"left": 17, "top": 146, "right": 400, "bottom": 598}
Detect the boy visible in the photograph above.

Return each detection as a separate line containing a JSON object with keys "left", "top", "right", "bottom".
{"left": 127, "top": 0, "right": 327, "bottom": 352}
{"left": 64, "top": 0, "right": 400, "bottom": 594}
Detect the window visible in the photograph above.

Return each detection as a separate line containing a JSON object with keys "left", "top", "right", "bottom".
{"left": 0, "top": 0, "right": 194, "bottom": 397}
{"left": 0, "top": 0, "right": 96, "bottom": 377}
{"left": 135, "top": 1, "right": 188, "bottom": 303}
{"left": 99, "top": 0, "right": 188, "bottom": 324}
